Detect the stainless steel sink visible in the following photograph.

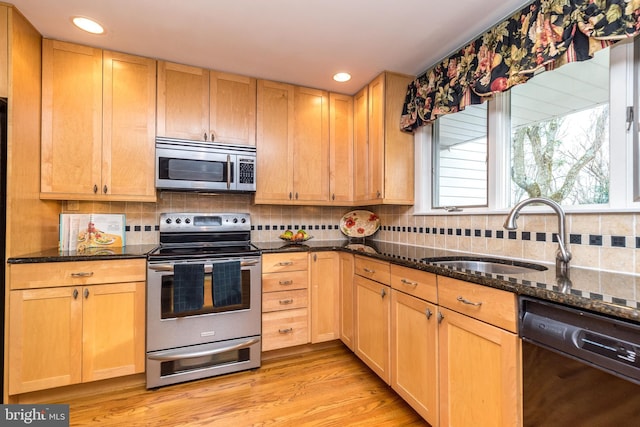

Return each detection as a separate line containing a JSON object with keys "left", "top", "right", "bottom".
{"left": 422, "top": 257, "right": 548, "bottom": 275}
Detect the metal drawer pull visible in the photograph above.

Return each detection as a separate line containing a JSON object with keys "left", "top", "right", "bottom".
{"left": 401, "top": 278, "right": 418, "bottom": 286}
{"left": 278, "top": 261, "right": 293, "bottom": 266}
{"left": 457, "top": 296, "right": 483, "bottom": 306}
{"left": 363, "top": 268, "right": 375, "bottom": 274}
{"left": 425, "top": 308, "right": 433, "bottom": 319}
{"left": 279, "top": 299, "right": 294, "bottom": 305}
{"left": 278, "top": 328, "right": 293, "bottom": 334}
{"left": 71, "top": 272, "right": 94, "bottom": 278}
{"left": 279, "top": 280, "right": 293, "bottom": 286}
{"left": 148, "top": 338, "right": 259, "bottom": 361}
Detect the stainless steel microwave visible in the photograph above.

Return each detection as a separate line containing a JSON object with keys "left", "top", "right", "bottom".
{"left": 155, "top": 138, "right": 256, "bottom": 192}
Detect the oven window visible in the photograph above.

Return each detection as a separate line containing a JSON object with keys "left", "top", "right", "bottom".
{"left": 160, "top": 266, "right": 251, "bottom": 319}
{"left": 158, "top": 157, "right": 234, "bottom": 183}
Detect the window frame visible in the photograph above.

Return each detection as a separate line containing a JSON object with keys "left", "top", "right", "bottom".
{"left": 414, "top": 38, "right": 640, "bottom": 215}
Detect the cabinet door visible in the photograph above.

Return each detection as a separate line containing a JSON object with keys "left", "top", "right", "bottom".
{"left": 157, "top": 61, "right": 209, "bottom": 141}
{"left": 383, "top": 72, "right": 415, "bottom": 204}
{"left": 353, "top": 86, "right": 369, "bottom": 202}
{"left": 292, "top": 86, "right": 329, "bottom": 202}
{"left": 41, "top": 39, "right": 102, "bottom": 196}
{"left": 438, "top": 307, "right": 522, "bottom": 427}
{"left": 354, "top": 275, "right": 390, "bottom": 383}
{"left": 367, "top": 73, "right": 385, "bottom": 201}
{"left": 9, "top": 287, "right": 82, "bottom": 394}
{"left": 391, "top": 290, "right": 438, "bottom": 426}
{"left": 256, "top": 80, "right": 294, "bottom": 202}
{"left": 82, "top": 282, "right": 146, "bottom": 382}
{"left": 339, "top": 252, "right": 355, "bottom": 350}
{"left": 102, "top": 51, "right": 156, "bottom": 201}
{"left": 329, "top": 93, "right": 354, "bottom": 203}
{"left": 310, "top": 252, "right": 339, "bottom": 343}
{"left": 210, "top": 71, "right": 256, "bottom": 145}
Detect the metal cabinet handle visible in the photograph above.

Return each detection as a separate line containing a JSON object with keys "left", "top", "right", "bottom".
{"left": 363, "top": 268, "right": 375, "bottom": 274}
{"left": 279, "top": 280, "right": 293, "bottom": 286}
{"left": 380, "top": 288, "right": 386, "bottom": 298}
{"left": 71, "top": 272, "right": 94, "bottom": 278}
{"left": 278, "top": 261, "right": 293, "bottom": 266}
{"left": 203, "top": 132, "right": 208, "bottom": 141}
{"left": 376, "top": 190, "right": 381, "bottom": 198}
{"left": 457, "top": 296, "right": 483, "bottom": 307}
{"left": 332, "top": 193, "right": 335, "bottom": 201}
{"left": 278, "top": 328, "right": 293, "bottom": 334}
{"left": 73, "top": 289, "right": 79, "bottom": 299}
{"left": 279, "top": 299, "right": 294, "bottom": 305}
{"left": 437, "top": 311, "right": 444, "bottom": 324}
{"left": 295, "top": 192, "right": 299, "bottom": 200}
{"left": 93, "top": 184, "right": 98, "bottom": 193}
{"left": 84, "top": 288, "right": 89, "bottom": 299}
{"left": 289, "top": 192, "right": 293, "bottom": 200}
{"left": 401, "top": 278, "right": 418, "bottom": 286}
{"left": 103, "top": 185, "right": 108, "bottom": 194}
{"left": 425, "top": 308, "right": 433, "bottom": 319}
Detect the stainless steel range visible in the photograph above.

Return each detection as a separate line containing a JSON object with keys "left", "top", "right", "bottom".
{"left": 146, "top": 212, "right": 261, "bottom": 388}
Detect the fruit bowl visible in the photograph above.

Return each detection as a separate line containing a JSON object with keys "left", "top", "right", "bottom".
{"left": 279, "top": 230, "right": 313, "bottom": 243}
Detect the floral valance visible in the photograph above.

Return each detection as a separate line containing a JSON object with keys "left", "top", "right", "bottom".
{"left": 400, "top": 0, "right": 640, "bottom": 132}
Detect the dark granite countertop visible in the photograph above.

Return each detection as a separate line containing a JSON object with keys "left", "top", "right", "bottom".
{"left": 255, "top": 239, "right": 640, "bottom": 324}
{"left": 7, "top": 244, "right": 158, "bottom": 264}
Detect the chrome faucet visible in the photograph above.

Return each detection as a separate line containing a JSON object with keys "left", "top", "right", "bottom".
{"left": 503, "top": 197, "right": 571, "bottom": 277}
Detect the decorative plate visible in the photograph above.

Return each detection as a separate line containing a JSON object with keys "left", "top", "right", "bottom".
{"left": 340, "top": 210, "right": 380, "bottom": 238}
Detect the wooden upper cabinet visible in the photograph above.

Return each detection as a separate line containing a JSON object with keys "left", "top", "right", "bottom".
{"left": 293, "top": 86, "right": 329, "bottom": 202}
{"left": 256, "top": 79, "right": 294, "bottom": 202}
{"left": 256, "top": 80, "right": 329, "bottom": 204}
{"left": 41, "top": 39, "right": 156, "bottom": 201}
{"left": 157, "top": 61, "right": 256, "bottom": 145}
{"left": 354, "top": 71, "right": 415, "bottom": 205}
{"left": 41, "top": 40, "right": 102, "bottom": 197}
{"left": 103, "top": 51, "right": 156, "bottom": 200}
{"left": 210, "top": 71, "right": 256, "bottom": 145}
{"left": 0, "top": 5, "right": 8, "bottom": 98}
{"left": 329, "top": 93, "right": 354, "bottom": 204}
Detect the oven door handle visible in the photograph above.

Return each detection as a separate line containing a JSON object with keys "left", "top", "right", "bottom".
{"left": 149, "top": 260, "right": 260, "bottom": 273}
{"left": 147, "top": 338, "right": 260, "bottom": 361}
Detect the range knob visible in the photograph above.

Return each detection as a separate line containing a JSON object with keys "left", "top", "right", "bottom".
{"left": 175, "top": 218, "right": 182, "bottom": 224}
{"left": 241, "top": 218, "right": 246, "bottom": 223}
{"left": 233, "top": 218, "right": 238, "bottom": 223}
{"left": 185, "top": 218, "right": 191, "bottom": 224}
{"left": 165, "top": 218, "right": 172, "bottom": 224}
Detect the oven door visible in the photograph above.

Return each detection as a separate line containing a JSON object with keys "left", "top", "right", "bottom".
{"left": 156, "top": 146, "right": 237, "bottom": 191}
{"left": 146, "top": 257, "right": 262, "bottom": 352}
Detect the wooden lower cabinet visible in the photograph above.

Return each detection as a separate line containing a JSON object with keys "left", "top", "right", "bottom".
{"left": 310, "top": 252, "right": 339, "bottom": 343}
{"left": 354, "top": 274, "right": 390, "bottom": 383}
{"left": 391, "top": 289, "right": 438, "bottom": 426}
{"left": 438, "top": 307, "right": 521, "bottom": 427}
{"left": 338, "top": 252, "right": 355, "bottom": 350}
{"left": 8, "top": 280, "right": 145, "bottom": 395}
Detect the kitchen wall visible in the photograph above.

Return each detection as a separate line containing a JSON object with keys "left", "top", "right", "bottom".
{"left": 64, "top": 194, "right": 640, "bottom": 275}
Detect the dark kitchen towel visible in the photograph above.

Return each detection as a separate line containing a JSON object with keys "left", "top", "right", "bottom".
{"left": 173, "top": 263, "right": 205, "bottom": 314}
{"left": 213, "top": 261, "right": 242, "bottom": 307}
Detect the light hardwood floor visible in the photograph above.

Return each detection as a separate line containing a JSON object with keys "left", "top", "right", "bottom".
{"left": 65, "top": 342, "right": 428, "bottom": 426}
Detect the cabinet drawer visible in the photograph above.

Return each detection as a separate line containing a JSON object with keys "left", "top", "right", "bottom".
{"left": 262, "top": 289, "right": 308, "bottom": 312}
{"left": 262, "top": 270, "right": 308, "bottom": 292}
{"left": 262, "top": 253, "right": 308, "bottom": 273}
{"left": 262, "top": 308, "right": 309, "bottom": 351}
{"left": 390, "top": 264, "right": 437, "bottom": 303}
{"left": 354, "top": 256, "right": 390, "bottom": 285}
{"left": 10, "top": 259, "right": 146, "bottom": 290}
{"left": 438, "top": 276, "right": 517, "bottom": 332}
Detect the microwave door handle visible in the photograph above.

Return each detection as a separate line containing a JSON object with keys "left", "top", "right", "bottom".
{"left": 227, "top": 154, "right": 231, "bottom": 190}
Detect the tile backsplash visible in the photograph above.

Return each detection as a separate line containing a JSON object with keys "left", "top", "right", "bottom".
{"left": 63, "top": 193, "right": 640, "bottom": 274}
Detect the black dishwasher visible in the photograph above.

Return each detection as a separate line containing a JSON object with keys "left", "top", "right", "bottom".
{"left": 519, "top": 296, "right": 640, "bottom": 426}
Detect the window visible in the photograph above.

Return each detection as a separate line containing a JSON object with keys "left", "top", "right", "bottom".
{"left": 432, "top": 103, "right": 487, "bottom": 209}
{"left": 415, "top": 38, "right": 639, "bottom": 213}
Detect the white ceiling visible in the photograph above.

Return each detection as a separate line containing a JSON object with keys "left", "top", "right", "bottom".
{"left": 8, "top": 0, "right": 532, "bottom": 95}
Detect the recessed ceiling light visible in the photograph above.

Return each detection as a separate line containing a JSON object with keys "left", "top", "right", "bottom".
{"left": 333, "top": 72, "right": 351, "bottom": 83}
{"left": 72, "top": 16, "right": 105, "bottom": 35}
